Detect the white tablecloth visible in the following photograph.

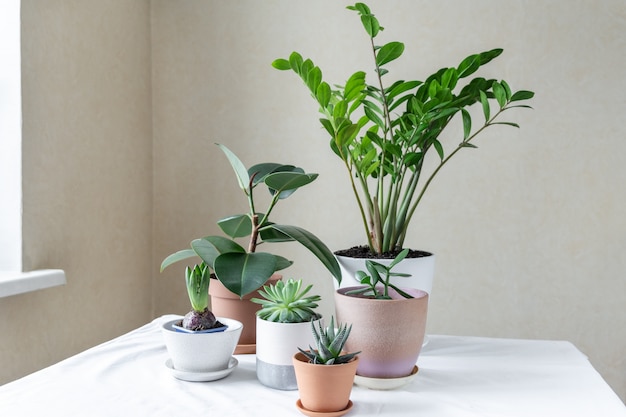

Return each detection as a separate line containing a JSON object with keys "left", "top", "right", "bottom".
{"left": 1, "top": 315, "right": 624, "bottom": 416}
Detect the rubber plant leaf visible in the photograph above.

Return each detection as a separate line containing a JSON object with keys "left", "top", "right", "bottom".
{"left": 216, "top": 143, "right": 250, "bottom": 193}
{"left": 160, "top": 248, "right": 197, "bottom": 272}
{"left": 217, "top": 214, "right": 253, "bottom": 239}
{"left": 191, "top": 236, "right": 245, "bottom": 269}
{"left": 270, "top": 224, "right": 342, "bottom": 284}
{"left": 214, "top": 252, "right": 278, "bottom": 297}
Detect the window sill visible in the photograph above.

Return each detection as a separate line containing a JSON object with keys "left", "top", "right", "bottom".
{"left": 0, "top": 269, "right": 66, "bottom": 298}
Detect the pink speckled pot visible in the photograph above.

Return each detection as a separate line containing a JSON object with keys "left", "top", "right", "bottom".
{"left": 334, "top": 286, "right": 428, "bottom": 378}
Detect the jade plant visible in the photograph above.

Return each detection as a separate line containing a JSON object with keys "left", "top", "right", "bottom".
{"left": 299, "top": 317, "right": 360, "bottom": 365}
{"left": 178, "top": 263, "right": 223, "bottom": 331}
{"left": 346, "top": 249, "right": 413, "bottom": 299}
{"left": 273, "top": 2, "right": 534, "bottom": 255}
{"left": 161, "top": 144, "right": 341, "bottom": 297}
{"left": 252, "top": 278, "right": 322, "bottom": 323}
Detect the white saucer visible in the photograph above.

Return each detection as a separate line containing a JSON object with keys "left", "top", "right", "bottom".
{"left": 353, "top": 365, "right": 418, "bottom": 390}
{"left": 165, "top": 357, "right": 238, "bottom": 382}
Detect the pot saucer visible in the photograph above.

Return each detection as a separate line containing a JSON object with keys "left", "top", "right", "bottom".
{"left": 165, "top": 357, "right": 238, "bottom": 382}
{"left": 353, "top": 365, "right": 418, "bottom": 390}
{"left": 295, "top": 399, "right": 353, "bottom": 417}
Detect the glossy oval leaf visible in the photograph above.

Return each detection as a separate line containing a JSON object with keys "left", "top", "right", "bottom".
{"left": 214, "top": 252, "right": 278, "bottom": 297}
{"left": 376, "top": 42, "right": 404, "bottom": 67}
{"left": 264, "top": 172, "right": 318, "bottom": 198}
{"left": 271, "top": 58, "right": 291, "bottom": 71}
{"left": 191, "top": 236, "right": 245, "bottom": 268}
{"left": 217, "top": 214, "right": 252, "bottom": 238}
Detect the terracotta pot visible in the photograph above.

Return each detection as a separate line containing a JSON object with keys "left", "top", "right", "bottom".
{"left": 292, "top": 351, "right": 358, "bottom": 413}
{"left": 256, "top": 316, "right": 322, "bottom": 390}
{"left": 335, "top": 251, "right": 435, "bottom": 295}
{"left": 335, "top": 286, "right": 428, "bottom": 378}
{"left": 209, "top": 275, "right": 281, "bottom": 354}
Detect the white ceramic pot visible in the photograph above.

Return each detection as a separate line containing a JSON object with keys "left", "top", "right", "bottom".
{"left": 162, "top": 317, "right": 243, "bottom": 373}
{"left": 335, "top": 251, "right": 435, "bottom": 295}
{"left": 256, "top": 316, "right": 322, "bottom": 390}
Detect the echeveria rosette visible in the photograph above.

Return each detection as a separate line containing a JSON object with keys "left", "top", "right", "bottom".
{"left": 251, "top": 278, "right": 322, "bottom": 323}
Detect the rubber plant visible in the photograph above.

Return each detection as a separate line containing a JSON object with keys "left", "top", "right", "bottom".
{"left": 272, "top": 2, "right": 535, "bottom": 255}
{"left": 161, "top": 143, "right": 341, "bottom": 297}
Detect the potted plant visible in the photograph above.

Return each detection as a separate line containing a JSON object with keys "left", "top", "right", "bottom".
{"left": 292, "top": 317, "right": 360, "bottom": 416}
{"left": 335, "top": 249, "right": 428, "bottom": 385}
{"left": 251, "top": 278, "right": 322, "bottom": 390}
{"left": 161, "top": 144, "right": 341, "bottom": 352}
{"left": 272, "top": 2, "right": 534, "bottom": 292}
{"left": 161, "top": 263, "right": 243, "bottom": 381}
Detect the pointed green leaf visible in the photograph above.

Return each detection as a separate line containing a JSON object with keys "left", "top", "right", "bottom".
{"left": 271, "top": 58, "right": 291, "bottom": 71}
{"left": 216, "top": 143, "right": 250, "bottom": 192}
{"left": 264, "top": 171, "right": 318, "bottom": 198}
{"left": 360, "top": 15, "right": 380, "bottom": 37}
{"left": 376, "top": 42, "right": 404, "bottom": 67}
{"left": 510, "top": 90, "right": 535, "bottom": 102}
{"left": 270, "top": 224, "right": 342, "bottom": 284}
{"left": 248, "top": 162, "right": 297, "bottom": 186}
{"left": 479, "top": 90, "right": 490, "bottom": 121}
{"left": 493, "top": 82, "right": 506, "bottom": 108}
{"left": 433, "top": 139, "right": 444, "bottom": 161}
{"left": 160, "top": 249, "right": 198, "bottom": 272}
{"left": 289, "top": 51, "right": 303, "bottom": 75}
{"left": 316, "top": 81, "right": 331, "bottom": 108}
{"left": 217, "top": 214, "right": 252, "bottom": 238}
{"left": 461, "top": 108, "right": 471, "bottom": 141}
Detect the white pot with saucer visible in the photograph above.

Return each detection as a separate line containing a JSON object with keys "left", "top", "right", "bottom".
{"left": 162, "top": 316, "right": 243, "bottom": 381}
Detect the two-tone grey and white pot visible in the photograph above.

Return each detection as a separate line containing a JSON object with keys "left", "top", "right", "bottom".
{"left": 255, "top": 315, "right": 322, "bottom": 390}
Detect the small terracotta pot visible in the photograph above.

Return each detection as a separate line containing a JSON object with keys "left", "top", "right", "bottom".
{"left": 335, "top": 286, "right": 428, "bottom": 378}
{"left": 292, "top": 351, "right": 358, "bottom": 413}
{"left": 209, "top": 275, "right": 281, "bottom": 354}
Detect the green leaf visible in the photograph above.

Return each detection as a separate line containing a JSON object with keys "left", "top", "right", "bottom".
{"left": 364, "top": 106, "right": 385, "bottom": 129}
{"left": 479, "top": 90, "right": 490, "bottom": 121}
{"left": 461, "top": 108, "right": 471, "bottom": 141}
{"left": 160, "top": 249, "right": 198, "bottom": 272}
{"left": 214, "top": 252, "right": 278, "bottom": 297}
{"left": 460, "top": 142, "right": 478, "bottom": 149}
{"left": 433, "top": 139, "right": 444, "bottom": 161}
{"left": 376, "top": 42, "right": 404, "bottom": 67}
{"left": 336, "top": 123, "right": 359, "bottom": 148}
{"left": 216, "top": 143, "right": 250, "bottom": 192}
{"left": 270, "top": 224, "right": 342, "bottom": 284}
{"left": 457, "top": 54, "right": 480, "bottom": 78}
{"left": 271, "top": 58, "right": 291, "bottom": 71}
{"left": 319, "top": 118, "right": 335, "bottom": 137}
{"left": 264, "top": 171, "right": 318, "bottom": 199}
{"left": 306, "top": 66, "right": 322, "bottom": 93}
{"left": 191, "top": 236, "right": 245, "bottom": 269}
{"left": 493, "top": 82, "right": 507, "bottom": 108}
{"left": 316, "top": 82, "right": 331, "bottom": 108}
{"left": 360, "top": 15, "right": 380, "bottom": 38}
{"left": 289, "top": 51, "right": 304, "bottom": 75}
{"left": 217, "top": 214, "right": 252, "bottom": 238}
{"left": 510, "top": 90, "right": 535, "bottom": 102}
{"left": 333, "top": 99, "right": 348, "bottom": 120}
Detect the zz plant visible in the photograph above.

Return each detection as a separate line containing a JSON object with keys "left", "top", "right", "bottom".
{"left": 299, "top": 317, "right": 360, "bottom": 365}
{"left": 273, "top": 2, "right": 534, "bottom": 255}
{"left": 252, "top": 278, "right": 322, "bottom": 323}
{"left": 161, "top": 144, "right": 341, "bottom": 297}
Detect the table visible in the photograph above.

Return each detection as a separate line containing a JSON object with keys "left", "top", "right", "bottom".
{"left": 1, "top": 315, "right": 624, "bottom": 416}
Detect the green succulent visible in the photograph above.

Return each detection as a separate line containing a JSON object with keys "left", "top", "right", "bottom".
{"left": 347, "top": 248, "right": 414, "bottom": 299}
{"left": 251, "top": 279, "right": 321, "bottom": 323}
{"left": 299, "top": 317, "right": 360, "bottom": 365}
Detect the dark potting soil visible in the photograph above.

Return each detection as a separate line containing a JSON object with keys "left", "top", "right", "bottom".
{"left": 334, "top": 245, "right": 431, "bottom": 259}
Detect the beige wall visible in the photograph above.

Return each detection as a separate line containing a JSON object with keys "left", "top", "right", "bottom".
{"left": 0, "top": 0, "right": 153, "bottom": 383}
{"left": 2, "top": 0, "right": 623, "bottom": 403}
